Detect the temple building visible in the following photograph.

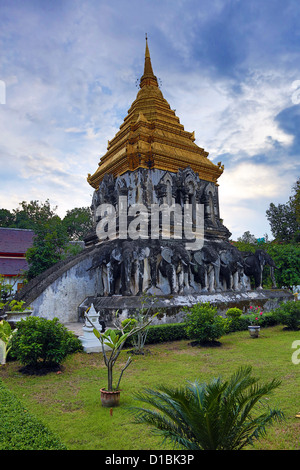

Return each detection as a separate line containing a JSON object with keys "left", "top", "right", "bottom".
{"left": 14, "top": 38, "right": 289, "bottom": 327}
{"left": 86, "top": 38, "right": 230, "bottom": 248}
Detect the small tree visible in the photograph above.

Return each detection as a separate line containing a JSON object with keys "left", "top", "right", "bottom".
{"left": 184, "top": 302, "right": 228, "bottom": 345}
{"left": 86, "top": 309, "right": 157, "bottom": 391}
{"left": 125, "top": 294, "right": 159, "bottom": 355}
{"left": 26, "top": 217, "right": 69, "bottom": 280}
{"left": 131, "top": 366, "right": 284, "bottom": 450}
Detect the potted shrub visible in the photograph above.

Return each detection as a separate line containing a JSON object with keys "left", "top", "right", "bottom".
{"left": 246, "top": 306, "right": 264, "bottom": 338}
{"left": 85, "top": 307, "right": 158, "bottom": 407}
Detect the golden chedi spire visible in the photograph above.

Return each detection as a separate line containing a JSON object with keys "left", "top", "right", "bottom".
{"left": 87, "top": 37, "right": 223, "bottom": 189}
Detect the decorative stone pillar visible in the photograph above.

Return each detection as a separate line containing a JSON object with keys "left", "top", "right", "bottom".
{"left": 79, "top": 304, "right": 108, "bottom": 353}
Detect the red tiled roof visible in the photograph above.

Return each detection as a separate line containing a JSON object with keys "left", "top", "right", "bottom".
{"left": 0, "top": 258, "right": 29, "bottom": 276}
{"left": 0, "top": 228, "right": 35, "bottom": 254}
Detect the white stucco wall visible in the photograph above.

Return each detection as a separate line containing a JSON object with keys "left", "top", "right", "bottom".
{"left": 30, "top": 255, "right": 98, "bottom": 323}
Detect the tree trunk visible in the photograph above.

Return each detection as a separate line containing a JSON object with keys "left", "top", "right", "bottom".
{"left": 107, "top": 362, "right": 113, "bottom": 391}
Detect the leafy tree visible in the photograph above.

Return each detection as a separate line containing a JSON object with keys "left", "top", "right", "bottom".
{"left": 264, "top": 243, "right": 300, "bottom": 289}
{"left": 62, "top": 206, "right": 93, "bottom": 241}
{"left": 290, "top": 178, "right": 300, "bottom": 225}
{"left": 237, "top": 231, "right": 257, "bottom": 244}
{"left": 266, "top": 178, "right": 300, "bottom": 242}
{"left": 131, "top": 366, "right": 284, "bottom": 450}
{"left": 13, "top": 200, "right": 58, "bottom": 230}
{"left": 0, "top": 208, "right": 15, "bottom": 227}
{"left": 26, "top": 216, "right": 68, "bottom": 280}
{"left": 0, "top": 200, "right": 91, "bottom": 279}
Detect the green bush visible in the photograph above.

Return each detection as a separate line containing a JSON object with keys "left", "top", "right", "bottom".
{"left": 0, "top": 379, "right": 66, "bottom": 450}
{"left": 146, "top": 322, "right": 188, "bottom": 344}
{"left": 226, "top": 308, "right": 243, "bottom": 333}
{"left": 9, "top": 316, "right": 83, "bottom": 367}
{"left": 184, "top": 302, "right": 228, "bottom": 344}
{"left": 122, "top": 322, "right": 188, "bottom": 347}
{"left": 272, "top": 301, "right": 300, "bottom": 330}
{"left": 226, "top": 307, "right": 243, "bottom": 319}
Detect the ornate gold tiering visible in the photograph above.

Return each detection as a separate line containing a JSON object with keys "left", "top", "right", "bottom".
{"left": 87, "top": 38, "right": 223, "bottom": 189}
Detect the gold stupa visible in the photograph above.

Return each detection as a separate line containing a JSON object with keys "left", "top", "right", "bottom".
{"left": 87, "top": 38, "right": 224, "bottom": 190}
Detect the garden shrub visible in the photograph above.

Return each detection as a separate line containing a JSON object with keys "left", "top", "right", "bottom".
{"left": 122, "top": 322, "right": 188, "bottom": 346}
{"left": 184, "top": 302, "right": 229, "bottom": 344}
{"left": 9, "top": 316, "right": 83, "bottom": 369}
{"left": 272, "top": 301, "right": 300, "bottom": 330}
{"left": 226, "top": 307, "right": 243, "bottom": 332}
{"left": 226, "top": 307, "right": 243, "bottom": 319}
{"left": 0, "top": 379, "right": 66, "bottom": 450}
{"left": 146, "top": 322, "right": 188, "bottom": 344}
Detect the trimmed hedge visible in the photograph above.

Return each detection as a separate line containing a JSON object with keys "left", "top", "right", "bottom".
{"left": 0, "top": 379, "right": 67, "bottom": 450}
{"left": 122, "top": 322, "right": 189, "bottom": 347}
{"left": 122, "top": 302, "right": 296, "bottom": 346}
{"left": 144, "top": 322, "right": 189, "bottom": 344}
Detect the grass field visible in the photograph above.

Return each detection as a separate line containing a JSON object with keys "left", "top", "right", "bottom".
{"left": 1, "top": 325, "right": 300, "bottom": 450}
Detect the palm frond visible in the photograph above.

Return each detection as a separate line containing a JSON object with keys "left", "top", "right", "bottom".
{"left": 129, "top": 366, "right": 284, "bottom": 450}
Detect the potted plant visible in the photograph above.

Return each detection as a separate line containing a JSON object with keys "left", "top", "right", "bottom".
{"left": 85, "top": 304, "right": 158, "bottom": 407}
{"left": 247, "top": 305, "right": 264, "bottom": 338}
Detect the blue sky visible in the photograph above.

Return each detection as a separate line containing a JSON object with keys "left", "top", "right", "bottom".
{"left": 0, "top": 0, "right": 300, "bottom": 240}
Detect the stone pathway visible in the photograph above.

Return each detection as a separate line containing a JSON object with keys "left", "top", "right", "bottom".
{"left": 64, "top": 322, "right": 84, "bottom": 337}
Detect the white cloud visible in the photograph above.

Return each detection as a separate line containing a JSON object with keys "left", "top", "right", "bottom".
{"left": 0, "top": 0, "right": 300, "bottom": 242}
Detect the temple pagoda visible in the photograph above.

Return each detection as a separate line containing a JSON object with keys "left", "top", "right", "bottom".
{"left": 87, "top": 37, "right": 224, "bottom": 190}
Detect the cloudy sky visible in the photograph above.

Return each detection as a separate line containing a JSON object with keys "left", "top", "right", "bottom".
{"left": 0, "top": 0, "right": 300, "bottom": 240}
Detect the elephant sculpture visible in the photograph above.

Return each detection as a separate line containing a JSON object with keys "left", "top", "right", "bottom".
{"left": 158, "top": 244, "right": 191, "bottom": 294}
{"left": 192, "top": 245, "right": 221, "bottom": 292}
{"left": 218, "top": 243, "right": 246, "bottom": 291}
{"left": 242, "top": 249, "right": 277, "bottom": 289}
{"left": 121, "top": 241, "right": 150, "bottom": 296}
{"left": 87, "top": 244, "right": 115, "bottom": 296}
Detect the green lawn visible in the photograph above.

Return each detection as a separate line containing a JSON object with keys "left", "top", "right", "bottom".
{"left": 1, "top": 325, "right": 300, "bottom": 450}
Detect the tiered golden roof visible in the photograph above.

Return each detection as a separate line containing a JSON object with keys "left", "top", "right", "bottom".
{"left": 87, "top": 38, "right": 224, "bottom": 189}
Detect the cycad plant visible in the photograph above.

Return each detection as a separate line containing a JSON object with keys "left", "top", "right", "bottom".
{"left": 130, "top": 366, "right": 284, "bottom": 450}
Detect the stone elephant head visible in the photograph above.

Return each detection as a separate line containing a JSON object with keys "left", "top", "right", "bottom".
{"left": 158, "top": 244, "right": 191, "bottom": 294}
{"left": 121, "top": 241, "right": 150, "bottom": 296}
{"left": 219, "top": 244, "right": 245, "bottom": 291}
{"left": 192, "top": 245, "right": 221, "bottom": 292}
{"left": 242, "top": 249, "right": 277, "bottom": 289}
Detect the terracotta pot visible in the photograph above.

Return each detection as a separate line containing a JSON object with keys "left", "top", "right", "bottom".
{"left": 248, "top": 325, "right": 260, "bottom": 338}
{"left": 100, "top": 388, "right": 121, "bottom": 407}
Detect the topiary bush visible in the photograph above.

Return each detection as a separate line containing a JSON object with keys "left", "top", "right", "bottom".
{"left": 9, "top": 316, "right": 83, "bottom": 372}
{"left": 184, "top": 302, "right": 229, "bottom": 345}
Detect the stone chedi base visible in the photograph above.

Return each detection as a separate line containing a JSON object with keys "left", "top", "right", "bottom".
{"left": 79, "top": 289, "right": 293, "bottom": 328}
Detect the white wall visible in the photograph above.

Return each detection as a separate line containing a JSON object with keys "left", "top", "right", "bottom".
{"left": 30, "top": 254, "right": 98, "bottom": 323}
